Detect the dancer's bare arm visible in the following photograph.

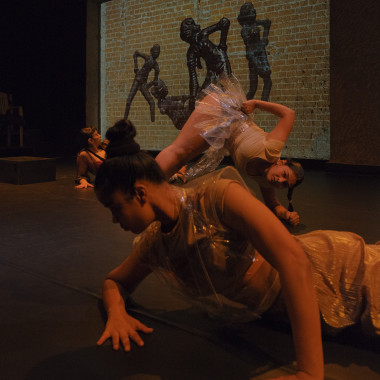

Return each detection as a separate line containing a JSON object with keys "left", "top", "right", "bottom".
{"left": 242, "top": 100, "right": 295, "bottom": 143}
{"left": 97, "top": 251, "right": 154, "bottom": 351}
{"left": 223, "top": 182, "right": 323, "bottom": 380}
{"left": 75, "top": 153, "right": 93, "bottom": 189}
{"left": 260, "top": 185, "right": 300, "bottom": 226}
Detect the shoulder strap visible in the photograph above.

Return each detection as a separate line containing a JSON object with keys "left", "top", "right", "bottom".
{"left": 86, "top": 149, "right": 106, "bottom": 162}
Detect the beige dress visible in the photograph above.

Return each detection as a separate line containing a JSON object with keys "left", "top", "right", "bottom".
{"left": 185, "top": 74, "right": 283, "bottom": 181}
{"left": 225, "top": 119, "right": 284, "bottom": 174}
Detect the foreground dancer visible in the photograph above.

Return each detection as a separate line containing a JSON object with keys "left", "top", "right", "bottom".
{"left": 94, "top": 120, "right": 379, "bottom": 380}
{"left": 75, "top": 127, "right": 108, "bottom": 189}
{"left": 155, "top": 75, "right": 303, "bottom": 225}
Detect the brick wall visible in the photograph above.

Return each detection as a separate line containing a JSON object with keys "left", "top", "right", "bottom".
{"left": 100, "top": 0, "right": 329, "bottom": 159}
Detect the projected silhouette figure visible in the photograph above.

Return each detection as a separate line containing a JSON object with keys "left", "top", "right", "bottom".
{"left": 238, "top": 2, "right": 272, "bottom": 100}
{"left": 124, "top": 44, "right": 160, "bottom": 122}
{"left": 180, "top": 17, "right": 232, "bottom": 111}
{"left": 150, "top": 79, "right": 191, "bottom": 130}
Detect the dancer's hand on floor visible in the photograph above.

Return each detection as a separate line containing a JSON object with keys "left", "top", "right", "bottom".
{"left": 97, "top": 310, "right": 153, "bottom": 351}
{"left": 75, "top": 179, "right": 94, "bottom": 189}
{"left": 286, "top": 211, "right": 300, "bottom": 226}
{"left": 274, "top": 205, "right": 300, "bottom": 226}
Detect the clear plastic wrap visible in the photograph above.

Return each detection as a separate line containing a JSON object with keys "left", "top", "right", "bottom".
{"left": 134, "top": 167, "right": 280, "bottom": 322}
{"left": 194, "top": 74, "right": 251, "bottom": 150}
{"left": 184, "top": 146, "right": 227, "bottom": 182}
{"left": 184, "top": 75, "right": 253, "bottom": 181}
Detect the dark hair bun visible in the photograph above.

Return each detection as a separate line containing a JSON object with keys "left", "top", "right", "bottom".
{"left": 105, "top": 119, "right": 140, "bottom": 158}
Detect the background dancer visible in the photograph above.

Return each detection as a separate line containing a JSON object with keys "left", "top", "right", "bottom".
{"left": 75, "top": 126, "right": 108, "bottom": 189}
{"left": 155, "top": 76, "right": 303, "bottom": 225}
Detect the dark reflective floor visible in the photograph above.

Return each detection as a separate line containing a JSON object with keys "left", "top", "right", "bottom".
{"left": 1, "top": 158, "right": 379, "bottom": 380}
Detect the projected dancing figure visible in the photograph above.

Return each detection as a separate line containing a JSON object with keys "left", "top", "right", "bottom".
{"left": 180, "top": 17, "right": 232, "bottom": 111}
{"left": 124, "top": 44, "right": 160, "bottom": 122}
{"left": 238, "top": 2, "right": 272, "bottom": 100}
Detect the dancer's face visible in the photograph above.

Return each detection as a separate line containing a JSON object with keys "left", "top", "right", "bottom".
{"left": 89, "top": 130, "right": 102, "bottom": 147}
{"left": 266, "top": 160, "right": 296, "bottom": 189}
{"left": 104, "top": 187, "right": 155, "bottom": 234}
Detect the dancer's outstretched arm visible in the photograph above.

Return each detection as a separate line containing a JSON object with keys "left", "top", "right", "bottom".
{"left": 242, "top": 100, "right": 295, "bottom": 143}
{"left": 97, "top": 252, "right": 154, "bottom": 351}
{"left": 223, "top": 182, "right": 323, "bottom": 380}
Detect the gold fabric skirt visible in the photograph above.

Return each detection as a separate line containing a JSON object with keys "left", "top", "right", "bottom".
{"left": 295, "top": 230, "right": 380, "bottom": 335}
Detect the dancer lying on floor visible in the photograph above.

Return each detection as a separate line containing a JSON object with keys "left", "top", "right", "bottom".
{"left": 155, "top": 75, "right": 303, "bottom": 226}
{"left": 75, "top": 127, "right": 108, "bottom": 189}
{"left": 94, "top": 120, "right": 380, "bottom": 380}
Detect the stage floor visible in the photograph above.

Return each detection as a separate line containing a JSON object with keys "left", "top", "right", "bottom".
{"left": 1, "top": 158, "right": 379, "bottom": 380}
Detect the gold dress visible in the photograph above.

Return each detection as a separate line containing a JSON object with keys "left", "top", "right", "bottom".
{"left": 134, "top": 167, "right": 380, "bottom": 334}
{"left": 296, "top": 230, "right": 380, "bottom": 335}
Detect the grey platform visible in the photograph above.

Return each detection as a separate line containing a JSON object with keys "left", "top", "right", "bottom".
{"left": 0, "top": 156, "right": 55, "bottom": 185}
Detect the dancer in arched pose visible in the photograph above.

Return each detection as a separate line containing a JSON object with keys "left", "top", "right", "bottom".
{"left": 155, "top": 76, "right": 303, "bottom": 225}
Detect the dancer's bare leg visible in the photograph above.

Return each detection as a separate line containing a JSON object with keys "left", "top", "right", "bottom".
{"left": 155, "top": 96, "right": 215, "bottom": 179}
